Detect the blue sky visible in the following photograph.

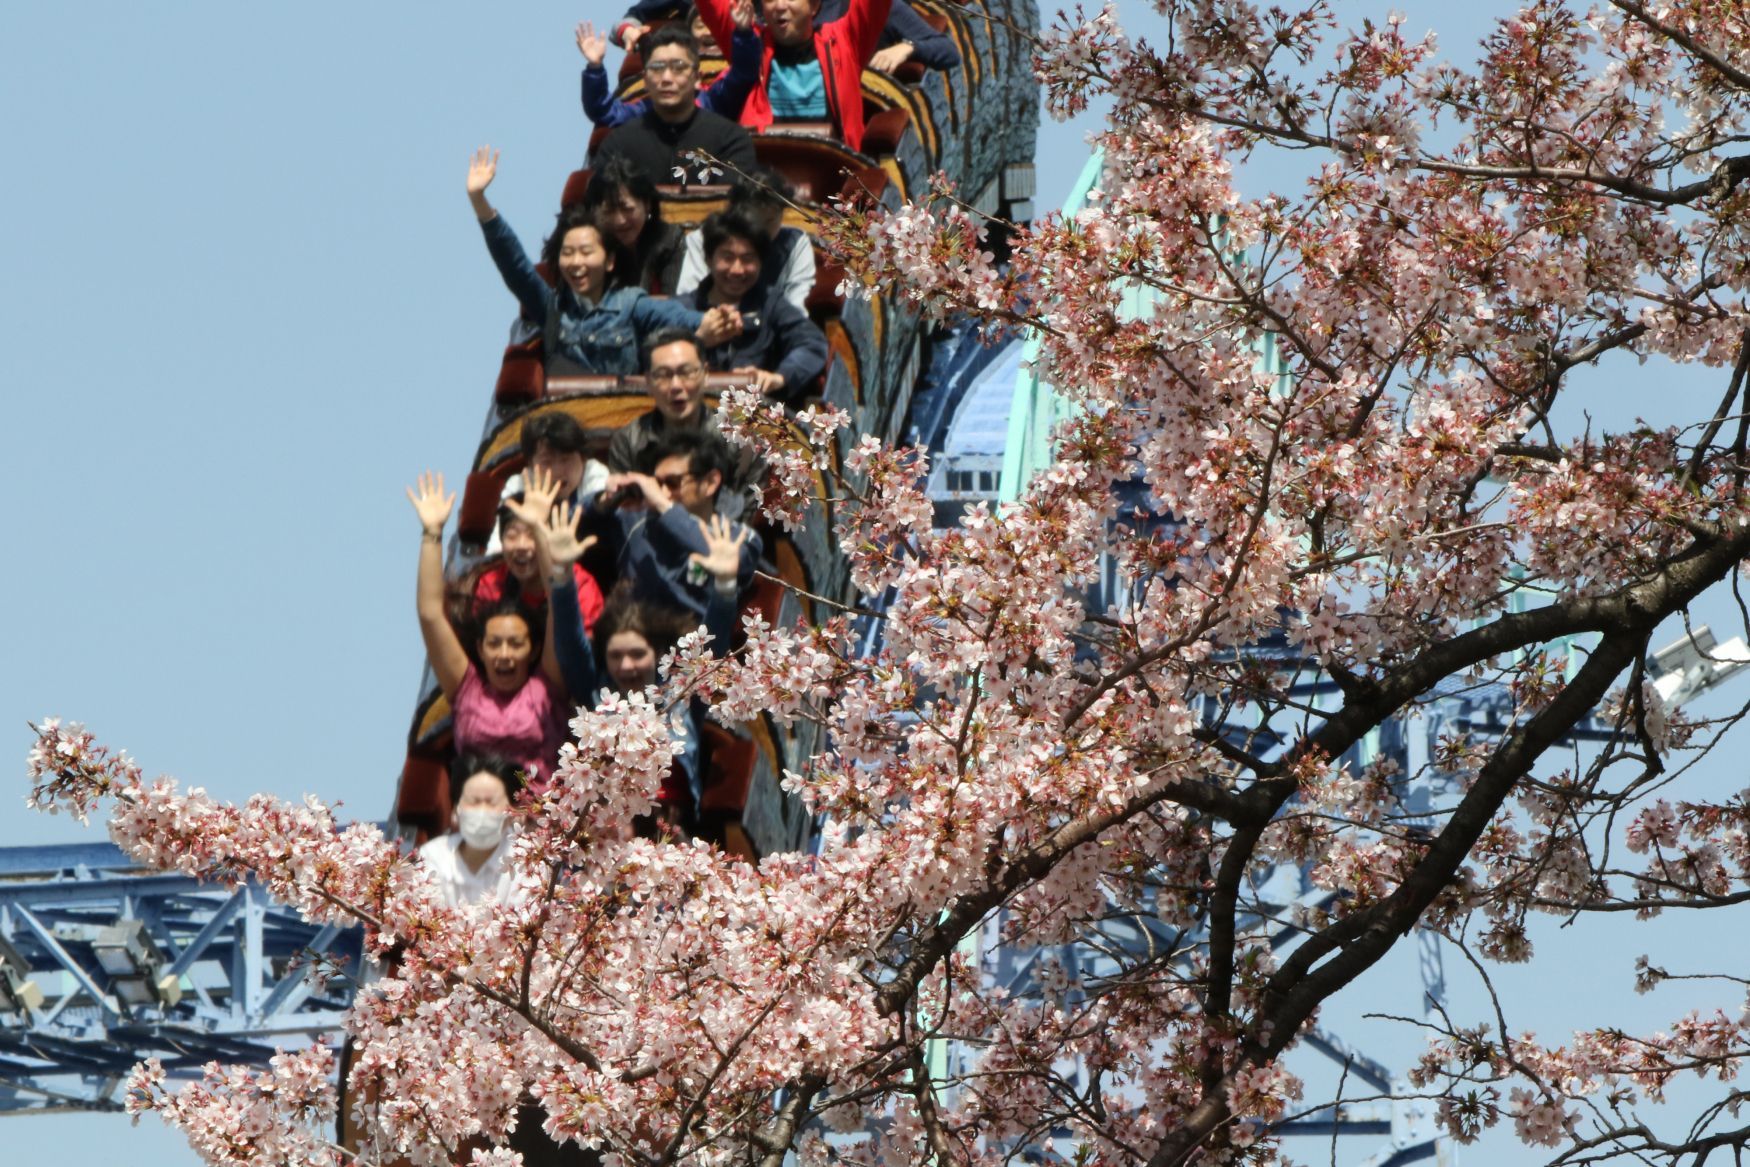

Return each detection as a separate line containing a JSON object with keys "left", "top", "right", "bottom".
{"left": 2, "top": 2, "right": 1745, "bottom": 1163}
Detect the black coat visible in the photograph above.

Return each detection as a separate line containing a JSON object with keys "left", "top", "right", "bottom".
{"left": 593, "top": 107, "right": 757, "bottom": 192}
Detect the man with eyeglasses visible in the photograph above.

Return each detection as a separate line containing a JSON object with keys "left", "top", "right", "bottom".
{"left": 608, "top": 328, "right": 763, "bottom": 519}
{"left": 587, "top": 429, "right": 763, "bottom": 619}
{"left": 579, "top": 2, "right": 762, "bottom": 131}
{"left": 592, "top": 23, "right": 757, "bottom": 190}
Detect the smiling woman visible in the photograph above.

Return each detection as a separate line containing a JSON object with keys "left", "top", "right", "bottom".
{"left": 462, "top": 145, "right": 737, "bottom": 375}
{"left": 406, "top": 468, "right": 590, "bottom": 790}
{"left": 581, "top": 155, "right": 688, "bottom": 293}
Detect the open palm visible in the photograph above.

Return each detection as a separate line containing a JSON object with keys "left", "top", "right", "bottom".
{"left": 689, "top": 514, "right": 749, "bottom": 583}
{"left": 406, "top": 472, "right": 454, "bottom": 534}
{"left": 544, "top": 502, "right": 598, "bottom": 565}
{"left": 575, "top": 21, "right": 607, "bottom": 66}
{"left": 465, "top": 146, "right": 499, "bottom": 195}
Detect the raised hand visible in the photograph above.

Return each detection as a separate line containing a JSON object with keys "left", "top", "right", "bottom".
{"left": 621, "top": 23, "right": 650, "bottom": 52}
{"left": 466, "top": 146, "right": 499, "bottom": 196}
{"left": 406, "top": 472, "right": 455, "bottom": 536}
{"left": 689, "top": 514, "right": 751, "bottom": 585}
{"left": 543, "top": 501, "right": 599, "bottom": 567}
{"left": 575, "top": 21, "right": 608, "bottom": 66}
{"left": 730, "top": 0, "right": 754, "bottom": 30}
{"left": 504, "top": 464, "right": 563, "bottom": 531}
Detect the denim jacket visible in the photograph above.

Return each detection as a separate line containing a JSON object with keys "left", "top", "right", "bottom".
{"left": 480, "top": 213, "right": 702, "bottom": 375}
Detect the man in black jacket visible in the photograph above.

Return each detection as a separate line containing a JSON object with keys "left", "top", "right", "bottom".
{"left": 593, "top": 24, "right": 757, "bottom": 188}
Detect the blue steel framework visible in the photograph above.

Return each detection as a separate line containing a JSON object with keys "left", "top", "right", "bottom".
{"left": 0, "top": 842, "right": 360, "bottom": 1115}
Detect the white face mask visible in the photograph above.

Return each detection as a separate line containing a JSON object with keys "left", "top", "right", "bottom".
{"left": 457, "top": 808, "right": 506, "bottom": 851}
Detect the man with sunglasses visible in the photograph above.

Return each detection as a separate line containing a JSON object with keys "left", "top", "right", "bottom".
{"left": 592, "top": 24, "right": 757, "bottom": 189}
{"left": 587, "top": 429, "right": 763, "bottom": 618}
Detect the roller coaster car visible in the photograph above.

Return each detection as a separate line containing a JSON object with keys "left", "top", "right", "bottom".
{"left": 394, "top": 575, "right": 803, "bottom": 857}
{"left": 397, "top": 712, "right": 769, "bottom": 865}
{"left": 396, "top": 0, "right": 1034, "bottom": 861}
{"left": 393, "top": 559, "right": 787, "bottom": 846}
{"left": 748, "top": 110, "right": 916, "bottom": 208}
{"left": 751, "top": 129, "right": 863, "bottom": 203}
{"left": 516, "top": 158, "right": 881, "bottom": 415}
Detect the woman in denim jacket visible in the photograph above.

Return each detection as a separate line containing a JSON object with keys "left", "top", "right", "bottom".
{"left": 467, "top": 147, "right": 737, "bottom": 374}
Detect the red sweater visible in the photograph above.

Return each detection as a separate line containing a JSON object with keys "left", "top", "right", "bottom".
{"left": 695, "top": 0, "right": 892, "bottom": 152}
{"left": 473, "top": 563, "right": 606, "bottom": 636}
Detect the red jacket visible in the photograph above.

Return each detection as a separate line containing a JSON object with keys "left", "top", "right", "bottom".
{"left": 696, "top": 0, "right": 892, "bottom": 152}
{"left": 473, "top": 563, "right": 606, "bottom": 636}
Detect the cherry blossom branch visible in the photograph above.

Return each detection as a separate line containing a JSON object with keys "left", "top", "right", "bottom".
{"left": 1606, "top": 0, "right": 1750, "bottom": 91}
{"left": 1135, "top": 520, "right": 1750, "bottom": 1162}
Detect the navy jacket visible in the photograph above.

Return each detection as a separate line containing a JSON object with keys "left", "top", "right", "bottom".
{"left": 585, "top": 499, "right": 763, "bottom": 621}
{"left": 685, "top": 281, "right": 829, "bottom": 404}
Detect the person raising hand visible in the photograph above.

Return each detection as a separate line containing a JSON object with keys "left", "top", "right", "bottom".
{"left": 580, "top": 1, "right": 764, "bottom": 132}
{"left": 408, "top": 467, "right": 589, "bottom": 791}
{"left": 466, "top": 147, "right": 733, "bottom": 375}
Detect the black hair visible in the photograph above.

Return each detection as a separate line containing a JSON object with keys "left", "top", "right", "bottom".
{"left": 642, "top": 22, "right": 702, "bottom": 65}
{"left": 700, "top": 210, "right": 768, "bottom": 271}
{"left": 728, "top": 168, "right": 793, "bottom": 219}
{"left": 539, "top": 203, "right": 635, "bottom": 292}
{"left": 643, "top": 428, "right": 730, "bottom": 487}
{"left": 473, "top": 600, "right": 544, "bottom": 666}
{"left": 519, "top": 412, "right": 590, "bottom": 463}
{"left": 496, "top": 491, "right": 528, "bottom": 542}
{"left": 583, "top": 156, "right": 664, "bottom": 249}
{"left": 447, "top": 752, "right": 525, "bottom": 808}
{"left": 641, "top": 326, "right": 706, "bottom": 371}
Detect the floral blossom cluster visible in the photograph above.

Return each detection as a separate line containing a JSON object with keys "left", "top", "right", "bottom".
{"left": 32, "top": 3, "right": 1750, "bottom": 1166}
{"left": 124, "top": 1048, "right": 342, "bottom": 1167}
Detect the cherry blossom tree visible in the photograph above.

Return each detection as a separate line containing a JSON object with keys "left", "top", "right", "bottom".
{"left": 29, "top": 2, "right": 1750, "bottom": 1164}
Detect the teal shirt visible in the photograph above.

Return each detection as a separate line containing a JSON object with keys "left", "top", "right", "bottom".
{"left": 768, "top": 52, "right": 827, "bottom": 119}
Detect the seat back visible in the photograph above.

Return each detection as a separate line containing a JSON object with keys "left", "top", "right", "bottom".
{"left": 561, "top": 168, "right": 593, "bottom": 210}
{"left": 458, "top": 463, "right": 519, "bottom": 544}
{"left": 753, "top": 133, "right": 869, "bottom": 204}
{"left": 494, "top": 339, "right": 546, "bottom": 408}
